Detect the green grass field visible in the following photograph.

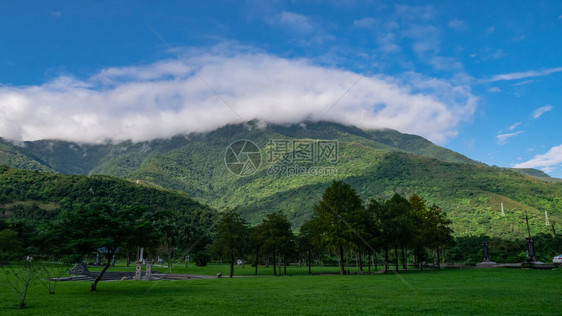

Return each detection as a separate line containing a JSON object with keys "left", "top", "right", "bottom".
{"left": 1, "top": 265, "right": 561, "bottom": 315}
{"left": 87, "top": 261, "right": 384, "bottom": 276}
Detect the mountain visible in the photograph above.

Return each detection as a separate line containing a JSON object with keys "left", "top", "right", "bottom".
{"left": 0, "top": 139, "right": 53, "bottom": 172}
{"left": 1, "top": 121, "right": 560, "bottom": 239}
{"left": 0, "top": 165, "right": 214, "bottom": 223}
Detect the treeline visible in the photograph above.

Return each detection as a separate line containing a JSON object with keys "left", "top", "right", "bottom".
{"left": 211, "top": 181, "right": 455, "bottom": 277}
{"left": 1, "top": 167, "right": 560, "bottom": 289}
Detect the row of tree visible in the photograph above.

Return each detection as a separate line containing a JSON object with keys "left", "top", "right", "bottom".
{"left": 211, "top": 181, "right": 455, "bottom": 276}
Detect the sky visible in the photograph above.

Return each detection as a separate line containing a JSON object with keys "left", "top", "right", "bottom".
{"left": 0, "top": 1, "right": 561, "bottom": 177}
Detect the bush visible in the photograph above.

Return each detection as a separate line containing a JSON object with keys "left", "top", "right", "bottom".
{"left": 193, "top": 252, "right": 210, "bottom": 266}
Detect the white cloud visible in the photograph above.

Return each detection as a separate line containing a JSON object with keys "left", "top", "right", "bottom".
{"left": 496, "top": 131, "right": 524, "bottom": 145}
{"left": 514, "top": 145, "right": 562, "bottom": 170}
{"left": 353, "top": 18, "right": 376, "bottom": 28}
{"left": 532, "top": 105, "right": 553, "bottom": 119}
{"left": 512, "top": 35, "right": 525, "bottom": 42}
{"left": 512, "top": 80, "right": 533, "bottom": 86}
{"left": 488, "top": 87, "right": 501, "bottom": 93}
{"left": 0, "top": 48, "right": 477, "bottom": 144}
{"left": 476, "top": 48, "right": 507, "bottom": 61}
{"left": 276, "top": 11, "right": 314, "bottom": 33}
{"left": 394, "top": 4, "right": 437, "bottom": 21}
{"left": 264, "top": 11, "right": 333, "bottom": 44}
{"left": 508, "top": 122, "right": 521, "bottom": 131}
{"left": 488, "top": 67, "right": 562, "bottom": 82}
{"left": 448, "top": 19, "right": 466, "bottom": 30}
{"left": 541, "top": 166, "right": 555, "bottom": 173}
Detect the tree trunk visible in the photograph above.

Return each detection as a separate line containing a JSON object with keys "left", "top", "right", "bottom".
{"left": 278, "top": 252, "right": 281, "bottom": 276}
{"left": 272, "top": 247, "right": 277, "bottom": 276}
{"left": 254, "top": 247, "right": 259, "bottom": 275}
{"left": 339, "top": 243, "right": 345, "bottom": 275}
{"left": 126, "top": 249, "right": 130, "bottom": 267}
{"left": 384, "top": 248, "right": 389, "bottom": 272}
{"left": 368, "top": 252, "right": 371, "bottom": 274}
{"left": 436, "top": 246, "right": 441, "bottom": 270}
{"left": 359, "top": 251, "right": 363, "bottom": 272}
{"left": 401, "top": 247, "right": 407, "bottom": 270}
{"left": 168, "top": 243, "right": 173, "bottom": 269}
{"left": 394, "top": 246, "right": 399, "bottom": 272}
{"left": 91, "top": 251, "right": 113, "bottom": 291}
{"left": 374, "top": 251, "right": 378, "bottom": 272}
{"left": 230, "top": 253, "right": 235, "bottom": 278}
{"left": 308, "top": 250, "right": 311, "bottom": 274}
{"left": 283, "top": 258, "right": 287, "bottom": 275}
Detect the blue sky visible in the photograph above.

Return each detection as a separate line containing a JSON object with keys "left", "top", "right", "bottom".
{"left": 0, "top": 1, "right": 561, "bottom": 177}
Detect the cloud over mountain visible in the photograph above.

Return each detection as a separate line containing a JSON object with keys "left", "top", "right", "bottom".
{"left": 0, "top": 48, "right": 477, "bottom": 144}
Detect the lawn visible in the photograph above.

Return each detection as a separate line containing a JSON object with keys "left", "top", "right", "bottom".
{"left": 1, "top": 266, "right": 561, "bottom": 315}
{"left": 87, "top": 261, "right": 380, "bottom": 276}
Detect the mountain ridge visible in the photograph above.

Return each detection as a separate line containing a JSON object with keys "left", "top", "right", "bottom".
{"left": 1, "top": 121, "right": 560, "bottom": 239}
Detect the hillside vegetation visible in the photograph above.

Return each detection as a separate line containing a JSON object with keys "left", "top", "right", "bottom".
{"left": 0, "top": 166, "right": 214, "bottom": 223}
{"left": 1, "top": 122, "right": 560, "bottom": 240}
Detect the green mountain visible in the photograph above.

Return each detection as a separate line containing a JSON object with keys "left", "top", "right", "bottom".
{"left": 0, "top": 165, "right": 214, "bottom": 223}
{"left": 0, "top": 139, "right": 53, "bottom": 172}
{"left": 1, "top": 121, "right": 560, "bottom": 239}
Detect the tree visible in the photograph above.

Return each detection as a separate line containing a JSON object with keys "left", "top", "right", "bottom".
{"left": 256, "top": 212, "right": 295, "bottom": 276}
{"left": 297, "top": 218, "right": 322, "bottom": 274}
{"left": 385, "top": 194, "right": 413, "bottom": 271}
{"left": 212, "top": 209, "right": 249, "bottom": 278}
{"left": 0, "top": 229, "right": 23, "bottom": 259}
{"left": 410, "top": 194, "right": 454, "bottom": 269}
{"left": 147, "top": 210, "right": 179, "bottom": 269}
{"left": 49, "top": 203, "right": 154, "bottom": 291}
{"left": 351, "top": 205, "right": 379, "bottom": 273}
{"left": 313, "top": 181, "right": 363, "bottom": 275}
{"left": 409, "top": 194, "right": 426, "bottom": 268}
{"left": 1, "top": 260, "right": 35, "bottom": 309}
{"left": 368, "top": 199, "right": 391, "bottom": 272}
{"left": 250, "top": 225, "right": 265, "bottom": 275}
{"left": 425, "top": 204, "right": 454, "bottom": 268}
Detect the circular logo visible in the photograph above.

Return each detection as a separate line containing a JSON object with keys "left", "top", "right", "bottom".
{"left": 224, "top": 140, "right": 262, "bottom": 176}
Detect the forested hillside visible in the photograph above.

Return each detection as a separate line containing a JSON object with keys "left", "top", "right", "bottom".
{"left": 0, "top": 122, "right": 560, "bottom": 240}
{"left": 0, "top": 166, "right": 215, "bottom": 224}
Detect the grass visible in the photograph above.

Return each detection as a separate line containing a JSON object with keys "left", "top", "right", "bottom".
{"left": 87, "top": 261, "right": 377, "bottom": 276}
{"left": 1, "top": 265, "right": 561, "bottom": 315}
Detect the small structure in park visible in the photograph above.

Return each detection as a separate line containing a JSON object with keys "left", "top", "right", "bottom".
{"left": 69, "top": 263, "right": 89, "bottom": 275}
{"left": 134, "top": 260, "right": 155, "bottom": 280}
{"left": 478, "top": 242, "right": 496, "bottom": 265}
{"left": 524, "top": 211, "right": 538, "bottom": 263}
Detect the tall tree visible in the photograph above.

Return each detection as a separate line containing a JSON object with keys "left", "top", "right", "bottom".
{"left": 409, "top": 194, "right": 429, "bottom": 268}
{"left": 387, "top": 194, "right": 414, "bottom": 271}
{"left": 256, "top": 212, "right": 295, "bottom": 276}
{"left": 250, "top": 225, "right": 264, "bottom": 275}
{"left": 426, "top": 204, "right": 454, "bottom": 268}
{"left": 146, "top": 210, "right": 179, "bottom": 269}
{"left": 297, "top": 218, "right": 322, "bottom": 275}
{"left": 368, "top": 199, "right": 391, "bottom": 272}
{"left": 49, "top": 203, "right": 154, "bottom": 291}
{"left": 410, "top": 194, "right": 454, "bottom": 269}
{"left": 313, "top": 181, "right": 363, "bottom": 275}
{"left": 212, "top": 209, "right": 249, "bottom": 278}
